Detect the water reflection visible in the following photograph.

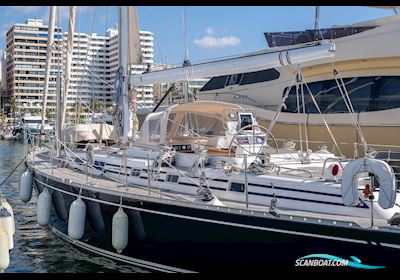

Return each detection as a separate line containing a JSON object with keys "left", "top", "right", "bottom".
{"left": 1, "top": 140, "right": 147, "bottom": 273}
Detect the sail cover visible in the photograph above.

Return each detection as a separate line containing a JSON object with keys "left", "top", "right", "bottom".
{"left": 128, "top": 7, "right": 142, "bottom": 65}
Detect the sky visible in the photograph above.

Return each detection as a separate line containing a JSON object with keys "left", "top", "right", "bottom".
{"left": 0, "top": 6, "right": 396, "bottom": 66}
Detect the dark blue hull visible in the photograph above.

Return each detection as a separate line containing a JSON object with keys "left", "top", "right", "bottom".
{"left": 33, "top": 172, "right": 400, "bottom": 272}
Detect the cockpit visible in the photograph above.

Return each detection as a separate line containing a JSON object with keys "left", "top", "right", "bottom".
{"left": 135, "top": 101, "right": 266, "bottom": 157}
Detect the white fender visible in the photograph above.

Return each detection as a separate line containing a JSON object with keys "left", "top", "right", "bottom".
{"left": 0, "top": 208, "right": 13, "bottom": 250}
{"left": 19, "top": 169, "right": 33, "bottom": 203}
{"left": 68, "top": 197, "right": 86, "bottom": 240}
{"left": 0, "top": 229, "right": 9, "bottom": 272}
{"left": 341, "top": 158, "right": 396, "bottom": 209}
{"left": 0, "top": 198, "right": 14, "bottom": 234}
{"left": 36, "top": 188, "right": 52, "bottom": 226}
{"left": 112, "top": 207, "right": 128, "bottom": 253}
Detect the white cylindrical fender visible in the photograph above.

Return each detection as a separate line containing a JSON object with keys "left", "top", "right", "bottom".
{"left": 0, "top": 198, "right": 15, "bottom": 234}
{"left": 37, "top": 188, "right": 52, "bottom": 226}
{"left": 341, "top": 158, "right": 397, "bottom": 209}
{"left": 68, "top": 197, "right": 86, "bottom": 240}
{"left": 0, "top": 208, "right": 13, "bottom": 250}
{"left": 112, "top": 207, "right": 129, "bottom": 253}
{"left": 18, "top": 165, "right": 27, "bottom": 181}
{"left": 0, "top": 229, "right": 9, "bottom": 272}
{"left": 19, "top": 169, "right": 33, "bottom": 203}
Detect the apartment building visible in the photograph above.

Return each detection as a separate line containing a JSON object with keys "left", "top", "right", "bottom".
{"left": 5, "top": 19, "right": 154, "bottom": 119}
{"left": 0, "top": 51, "right": 6, "bottom": 107}
{"left": 5, "top": 19, "right": 62, "bottom": 114}
{"left": 62, "top": 27, "right": 155, "bottom": 118}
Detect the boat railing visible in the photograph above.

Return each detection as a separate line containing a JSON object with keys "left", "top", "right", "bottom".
{"left": 320, "top": 157, "right": 347, "bottom": 180}
{"left": 26, "top": 133, "right": 199, "bottom": 204}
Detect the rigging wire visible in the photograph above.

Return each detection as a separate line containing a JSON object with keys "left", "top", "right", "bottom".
{"left": 295, "top": 77, "right": 303, "bottom": 152}
{"left": 301, "top": 76, "right": 343, "bottom": 156}
{"left": 328, "top": 51, "right": 368, "bottom": 155}
{"left": 299, "top": 71, "right": 309, "bottom": 152}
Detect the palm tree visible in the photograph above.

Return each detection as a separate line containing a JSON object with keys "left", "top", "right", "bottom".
{"left": 0, "top": 109, "right": 6, "bottom": 126}
{"left": 45, "top": 108, "right": 53, "bottom": 120}
{"left": 70, "top": 101, "right": 84, "bottom": 124}
{"left": 9, "top": 97, "right": 18, "bottom": 127}
{"left": 191, "top": 87, "right": 199, "bottom": 102}
{"left": 89, "top": 97, "right": 103, "bottom": 113}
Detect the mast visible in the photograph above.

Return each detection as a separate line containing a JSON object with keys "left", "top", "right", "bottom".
{"left": 118, "top": 7, "right": 130, "bottom": 145}
{"left": 41, "top": 6, "right": 56, "bottom": 133}
{"left": 118, "top": 6, "right": 142, "bottom": 145}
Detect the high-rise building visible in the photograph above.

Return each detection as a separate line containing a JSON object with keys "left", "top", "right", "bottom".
{"left": 63, "top": 28, "right": 154, "bottom": 113}
{"left": 0, "top": 51, "right": 7, "bottom": 107}
{"left": 5, "top": 19, "right": 62, "bottom": 114}
{"left": 5, "top": 19, "right": 154, "bottom": 120}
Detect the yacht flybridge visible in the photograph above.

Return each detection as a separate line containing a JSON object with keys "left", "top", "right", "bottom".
{"left": 198, "top": 13, "right": 400, "bottom": 160}
{"left": 20, "top": 6, "right": 400, "bottom": 272}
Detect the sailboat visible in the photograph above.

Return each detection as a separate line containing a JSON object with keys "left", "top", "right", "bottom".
{"left": 20, "top": 6, "right": 400, "bottom": 272}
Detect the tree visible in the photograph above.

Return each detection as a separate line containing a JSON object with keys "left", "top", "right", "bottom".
{"left": 70, "top": 101, "right": 84, "bottom": 124}
{"left": 89, "top": 97, "right": 103, "bottom": 113}
{"left": 191, "top": 87, "right": 199, "bottom": 102}
{"left": 0, "top": 109, "right": 6, "bottom": 126}
{"left": 45, "top": 108, "right": 54, "bottom": 120}
{"left": 9, "top": 97, "right": 18, "bottom": 127}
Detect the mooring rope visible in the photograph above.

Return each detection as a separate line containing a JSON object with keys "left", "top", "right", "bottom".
{"left": 0, "top": 156, "right": 26, "bottom": 198}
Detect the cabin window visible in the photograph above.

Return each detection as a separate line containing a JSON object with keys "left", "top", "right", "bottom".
{"left": 131, "top": 169, "right": 141, "bottom": 177}
{"left": 282, "top": 76, "right": 400, "bottom": 113}
{"left": 200, "top": 69, "right": 280, "bottom": 92}
{"left": 226, "top": 74, "right": 243, "bottom": 86}
{"left": 200, "top": 75, "right": 228, "bottom": 91}
{"left": 239, "top": 69, "right": 280, "bottom": 85}
{"left": 74, "top": 157, "right": 83, "bottom": 164}
{"left": 230, "top": 182, "right": 245, "bottom": 192}
{"left": 93, "top": 161, "right": 105, "bottom": 170}
{"left": 166, "top": 174, "right": 179, "bottom": 183}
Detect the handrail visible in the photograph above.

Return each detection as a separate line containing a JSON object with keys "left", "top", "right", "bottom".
{"left": 320, "top": 157, "right": 347, "bottom": 180}
{"left": 27, "top": 134, "right": 195, "bottom": 203}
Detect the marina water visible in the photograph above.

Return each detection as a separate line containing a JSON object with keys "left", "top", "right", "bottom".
{"left": 1, "top": 140, "right": 148, "bottom": 273}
